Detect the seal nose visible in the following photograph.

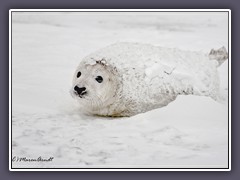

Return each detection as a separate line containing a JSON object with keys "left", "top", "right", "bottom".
{"left": 74, "top": 86, "right": 86, "bottom": 95}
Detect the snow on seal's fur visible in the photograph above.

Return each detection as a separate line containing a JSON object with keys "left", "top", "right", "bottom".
{"left": 71, "top": 42, "right": 227, "bottom": 117}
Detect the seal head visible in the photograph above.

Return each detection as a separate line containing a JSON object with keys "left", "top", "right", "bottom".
{"left": 71, "top": 60, "right": 121, "bottom": 116}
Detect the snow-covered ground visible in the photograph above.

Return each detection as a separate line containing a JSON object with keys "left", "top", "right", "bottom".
{"left": 11, "top": 12, "right": 229, "bottom": 168}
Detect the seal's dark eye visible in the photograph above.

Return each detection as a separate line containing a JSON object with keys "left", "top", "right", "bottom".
{"left": 77, "top": 71, "right": 81, "bottom": 78}
{"left": 95, "top": 76, "right": 103, "bottom": 83}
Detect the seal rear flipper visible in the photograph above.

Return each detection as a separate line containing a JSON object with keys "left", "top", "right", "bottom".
{"left": 209, "top": 46, "right": 228, "bottom": 67}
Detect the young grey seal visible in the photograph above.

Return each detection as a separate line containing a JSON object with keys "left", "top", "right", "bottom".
{"left": 70, "top": 42, "right": 228, "bottom": 117}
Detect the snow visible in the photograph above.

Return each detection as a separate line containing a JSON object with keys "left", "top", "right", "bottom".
{"left": 11, "top": 12, "right": 229, "bottom": 168}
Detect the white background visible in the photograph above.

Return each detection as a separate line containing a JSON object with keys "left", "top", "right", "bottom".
{"left": 11, "top": 11, "right": 229, "bottom": 169}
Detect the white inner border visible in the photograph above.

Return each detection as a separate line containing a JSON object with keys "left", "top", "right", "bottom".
{"left": 9, "top": 9, "right": 231, "bottom": 172}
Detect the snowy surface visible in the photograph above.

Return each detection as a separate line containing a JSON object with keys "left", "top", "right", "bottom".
{"left": 11, "top": 12, "right": 229, "bottom": 168}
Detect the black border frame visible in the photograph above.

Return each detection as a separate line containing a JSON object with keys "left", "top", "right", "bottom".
{"left": 9, "top": 9, "right": 230, "bottom": 171}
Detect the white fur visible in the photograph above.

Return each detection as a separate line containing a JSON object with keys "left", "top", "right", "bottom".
{"left": 71, "top": 42, "right": 227, "bottom": 117}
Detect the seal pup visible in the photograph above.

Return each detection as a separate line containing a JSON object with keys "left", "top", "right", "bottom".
{"left": 70, "top": 42, "right": 228, "bottom": 117}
